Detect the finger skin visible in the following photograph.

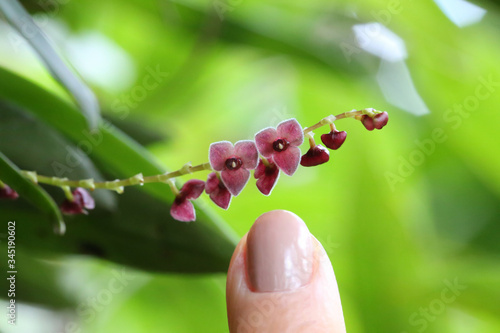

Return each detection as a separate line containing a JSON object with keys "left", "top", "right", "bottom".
{"left": 226, "top": 231, "right": 346, "bottom": 332}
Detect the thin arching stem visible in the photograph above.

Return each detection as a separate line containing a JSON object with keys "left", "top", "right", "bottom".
{"left": 15, "top": 108, "right": 381, "bottom": 194}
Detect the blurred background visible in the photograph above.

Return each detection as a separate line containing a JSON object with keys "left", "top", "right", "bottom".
{"left": 0, "top": 0, "right": 499, "bottom": 332}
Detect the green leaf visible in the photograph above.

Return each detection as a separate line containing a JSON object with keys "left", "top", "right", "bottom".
{"left": 0, "top": 66, "right": 238, "bottom": 273}
{"left": 0, "top": 66, "right": 237, "bottom": 244}
{"left": 0, "top": 151, "right": 65, "bottom": 234}
{"left": 0, "top": 247, "right": 76, "bottom": 309}
{"left": 103, "top": 114, "right": 167, "bottom": 146}
{"left": 0, "top": 187, "right": 236, "bottom": 273}
{"left": 0, "top": 101, "right": 117, "bottom": 210}
{"left": 0, "top": 66, "right": 166, "bottom": 199}
{"left": 0, "top": 0, "right": 100, "bottom": 129}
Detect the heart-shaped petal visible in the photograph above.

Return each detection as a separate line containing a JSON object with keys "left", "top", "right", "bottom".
{"left": 73, "top": 187, "right": 95, "bottom": 209}
{"left": 273, "top": 146, "right": 301, "bottom": 176}
{"left": 221, "top": 168, "right": 251, "bottom": 196}
{"left": 205, "top": 172, "right": 232, "bottom": 209}
{"left": 254, "top": 159, "right": 267, "bottom": 179}
{"left": 60, "top": 187, "right": 94, "bottom": 215}
{"left": 170, "top": 198, "right": 196, "bottom": 222}
{"left": 209, "top": 187, "right": 232, "bottom": 210}
{"left": 205, "top": 172, "right": 220, "bottom": 194}
{"left": 180, "top": 179, "right": 205, "bottom": 200}
{"left": 234, "top": 140, "right": 259, "bottom": 169}
{"left": 209, "top": 141, "right": 234, "bottom": 171}
{"left": 277, "top": 118, "right": 304, "bottom": 146}
{"left": 321, "top": 131, "right": 347, "bottom": 150}
{"left": 255, "top": 127, "right": 278, "bottom": 157}
{"left": 300, "top": 145, "right": 330, "bottom": 167}
{"left": 254, "top": 160, "right": 280, "bottom": 196}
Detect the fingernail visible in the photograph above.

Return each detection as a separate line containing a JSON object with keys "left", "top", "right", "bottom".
{"left": 246, "top": 210, "right": 313, "bottom": 292}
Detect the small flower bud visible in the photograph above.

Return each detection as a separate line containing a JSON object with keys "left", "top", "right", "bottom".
{"left": 373, "top": 111, "right": 389, "bottom": 129}
{"left": 60, "top": 188, "right": 95, "bottom": 215}
{"left": 361, "top": 115, "right": 375, "bottom": 131}
{"left": 205, "top": 172, "right": 232, "bottom": 209}
{"left": 321, "top": 130, "right": 347, "bottom": 150}
{"left": 0, "top": 184, "right": 19, "bottom": 200}
{"left": 300, "top": 145, "right": 330, "bottom": 167}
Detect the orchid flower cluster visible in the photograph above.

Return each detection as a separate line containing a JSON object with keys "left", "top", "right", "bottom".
{"left": 0, "top": 108, "right": 388, "bottom": 223}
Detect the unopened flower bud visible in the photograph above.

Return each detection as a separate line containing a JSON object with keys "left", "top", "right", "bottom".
{"left": 373, "top": 111, "right": 389, "bottom": 129}
{"left": 300, "top": 145, "right": 330, "bottom": 167}
{"left": 321, "top": 130, "right": 347, "bottom": 150}
{"left": 361, "top": 115, "right": 375, "bottom": 131}
{"left": 0, "top": 184, "right": 19, "bottom": 200}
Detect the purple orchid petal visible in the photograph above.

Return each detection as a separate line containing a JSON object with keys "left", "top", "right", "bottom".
{"left": 60, "top": 200, "right": 86, "bottom": 215}
{"left": 209, "top": 187, "right": 232, "bottom": 210}
{"left": 220, "top": 168, "right": 250, "bottom": 196}
{"left": 180, "top": 179, "right": 205, "bottom": 200}
{"left": 254, "top": 159, "right": 266, "bottom": 179}
{"left": 170, "top": 198, "right": 196, "bottom": 222}
{"left": 254, "top": 127, "right": 278, "bottom": 157}
{"left": 300, "top": 145, "right": 330, "bottom": 167}
{"left": 273, "top": 146, "right": 301, "bottom": 176}
{"left": 205, "top": 172, "right": 220, "bottom": 193}
{"left": 0, "top": 184, "right": 19, "bottom": 200}
{"left": 60, "top": 188, "right": 94, "bottom": 215}
{"left": 277, "top": 119, "right": 304, "bottom": 146}
{"left": 234, "top": 140, "right": 258, "bottom": 170}
{"left": 254, "top": 159, "right": 280, "bottom": 196}
{"left": 205, "top": 172, "right": 232, "bottom": 209}
{"left": 209, "top": 141, "right": 234, "bottom": 171}
{"left": 73, "top": 188, "right": 95, "bottom": 209}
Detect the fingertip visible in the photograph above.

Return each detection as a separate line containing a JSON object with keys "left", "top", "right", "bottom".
{"left": 247, "top": 210, "right": 313, "bottom": 292}
{"left": 226, "top": 211, "right": 346, "bottom": 332}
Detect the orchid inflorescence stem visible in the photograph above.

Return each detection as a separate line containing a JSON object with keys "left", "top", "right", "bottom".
{"left": 24, "top": 162, "right": 212, "bottom": 192}
{"left": 1, "top": 108, "right": 389, "bottom": 222}
{"left": 24, "top": 108, "right": 380, "bottom": 190}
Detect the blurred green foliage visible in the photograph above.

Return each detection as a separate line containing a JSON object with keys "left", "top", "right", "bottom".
{"left": 0, "top": 0, "right": 499, "bottom": 332}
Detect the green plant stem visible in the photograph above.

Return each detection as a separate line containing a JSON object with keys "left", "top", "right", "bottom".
{"left": 305, "top": 133, "right": 316, "bottom": 149}
{"left": 302, "top": 109, "right": 377, "bottom": 134}
{"left": 30, "top": 162, "right": 212, "bottom": 191}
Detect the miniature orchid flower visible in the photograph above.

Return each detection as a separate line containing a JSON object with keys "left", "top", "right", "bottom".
{"left": 2, "top": 108, "right": 389, "bottom": 230}
{"left": 209, "top": 140, "right": 258, "bottom": 196}
{"left": 60, "top": 187, "right": 95, "bottom": 215}
{"left": 170, "top": 179, "right": 205, "bottom": 222}
{"left": 300, "top": 145, "right": 330, "bottom": 167}
{"left": 254, "top": 158, "right": 280, "bottom": 196}
{"left": 0, "top": 184, "right": 19, "bottom": 200}
{"left": 205, "top": 172, "right": 232, "bottom": 209}
{"left": 254, "top": 119, "right": 304, "bottom": 176}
